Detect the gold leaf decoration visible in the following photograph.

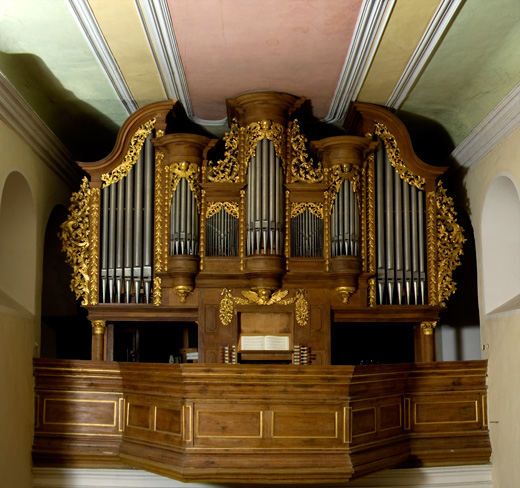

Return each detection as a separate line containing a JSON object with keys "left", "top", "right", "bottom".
{"left": 327, "top": 163, "right": 361, "bottom": 205}
{"left": 101, "top": 119, "right": 156, "bottom": 188}
{"left": 290, "top": 120, "right": 323, "bottom": 183}
{"left": 206, "top": 202, "right": 239, "bottom": 219}
{"left": 89, "top": 187, "right": 100, "bottom": 305}
{"left": 154, "top": 153, "right": 164, "bottom": 273}
{"left": 153, "top": 277, "right": 162, "bottom": 306}
{"left": 244, "top": 120, "right": 285, "bottom": 169}
{"left": 166, "top": 161, "right": 200, "bottom": 210}
{"left": 219, "top": 288, "right": 309, "bottom": 327}
{"left": 291, "top": 202, "right": 323, "bottom": 219}
{"left": 207, "top": 120, "right": 240, "bottom": 182}
{"left": 59, "top": 177, "right": 91, "bottom": 305}
{"left": 436, "top": 181, "right": 466, "bottom": 306}
{"left": 374, "top": 123, "right": 425, "bottom": 190}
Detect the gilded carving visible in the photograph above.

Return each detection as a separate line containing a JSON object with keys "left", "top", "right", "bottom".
{"left": 206, "top": 202, "right": 239, "bottom": 219}
{"left": 324, "top": 190, "right": 330, "bottom": 272}
{"left": 59, "top": 177, "right": 91, "bottom": 306}
{"left": 240, "top": 190, "right": 245, "bottom": 270}
{"left": 154, "top": 152, "right": 164, "bottom": 273}
{"left": 366, "top": 155, "right": 375, "bottom": 276}
{"left": 244, "top": 120, "right": 285, "bottom": 169}
{"left": 207, "top": 120, "right": 240, "bottom": 182}
{"left": 426, "top": 190, "right": 438, "bottom": 306}
{"left": 153, "top": 277, "right": 162, "bottom": 306}
{"left": 175, "top": 285, "right": 193, "bottom": 304}
{"left": 327, "top": 163, "right": 361, "bottom": 202}
{"left": 368, "top": 277, "right": 376, "bottom": 307}
{"left": 166, "top": 161, "right": 200, "bottom": 203}
{"left": 290, "top": 120, "right": 323, "bottom": 183}
{"left": 420, "top": 321, "right": 437, "bottom": 336}
{"left": 374, "top": 123, "right": 425, "bottom": 190}
{"left": 436, "top": 181, "right": 465, "bottom": 306}
{"left": 336, "top": 286, "right": 356, "bottom": 304}
{"left": 101, "top": 119, "right": 156, "bottom": 188}
{"left": 200, "top": 190, "right": 207, "bottom": 271}
{"left": 91, "top": 320, "right": 106, "bottom": 335}
{"left": 290, "top": 202, "right": 323, "bottom": 219}
{"left": 219, "top": 288, "right": 309, "bottom": 327}
{"left": 89, "top": 187, "right": 100, "bottom": 305}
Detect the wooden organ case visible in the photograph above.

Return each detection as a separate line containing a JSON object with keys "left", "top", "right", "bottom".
{"left": 36, "top": 92, "right": 489, "bottom": 484}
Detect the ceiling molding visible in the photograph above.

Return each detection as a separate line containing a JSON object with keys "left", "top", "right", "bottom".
{"left": 324, "top": 0, "right": 396, "bottom": 124}
{"left": 68, "top": 0, "right": 138, "bottom": 115}
{"left": 0, "top": 73, "right": 81, "bottom": 188}
{"left": 451, "top": 81, "right": 520, "bottom": 169}
{"left": 136, "top": 0, "right": 193, "bottom": 115}
{"left": 386, "top": 0, "right": 464, "bottom": 110}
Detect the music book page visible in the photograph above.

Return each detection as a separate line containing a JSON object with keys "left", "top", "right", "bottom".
{"left": 240, "top": 335, "right": 290, "bottom": 350}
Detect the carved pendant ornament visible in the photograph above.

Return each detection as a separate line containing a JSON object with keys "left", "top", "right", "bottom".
{"left": 59, "top": 177, "right": 91, "bottom": 305}
{"left": 219, "top": 288, "right": 309, "bottom": 327}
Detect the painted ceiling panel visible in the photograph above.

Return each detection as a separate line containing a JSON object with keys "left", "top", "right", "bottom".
{"left": 400, "top": 0, "right": 520, "bottom": 147}
{"left": 88, "top": 0, "right": 168, "bottom": 108}
{"left": 168, "top": 0, "right": 363, "bottom": 121}
{"left": 358, "top": 0, "right": 442, "bottom": 105}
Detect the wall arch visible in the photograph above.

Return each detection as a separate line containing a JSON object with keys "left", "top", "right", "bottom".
{"left": 0, "top": 170, "right": 37, "bottom": 315}
{"left": 481, "top": 174, "right": 520, "bottom": 314}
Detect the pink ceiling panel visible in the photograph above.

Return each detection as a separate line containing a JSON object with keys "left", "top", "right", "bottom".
{"left": 168, "top": 0, "right": 363, "bottom": 121}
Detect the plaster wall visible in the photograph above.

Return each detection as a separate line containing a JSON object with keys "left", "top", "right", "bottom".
{"left": 0, "top": 118, "right": 72, "bottom": 488}
{"left": 464, "top": 123, "right": 520, "bottom": 488}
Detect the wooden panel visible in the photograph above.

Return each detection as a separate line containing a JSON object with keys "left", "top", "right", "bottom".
{"left": 127, "top": 404, "right": 151, "bottom": 430}
{"left": 415, "top": 400, "right": 478, "bottom": 424}
{"left": 44, "top": 398, "right": 116, "bottom": 427}
{"left": 272, "top": 410, "right": 338, "bottom": 438}
{"left": 196, "top": 409, "right": 262, "bottom": 438}
{"left": 380, "top": 403, "right": 402, "bottom": 431}
{"left": 155, "top": 406, "right": 182, "bottom": 435}
{"left": 352, "top": 407, "right": 376, "bottom": 437}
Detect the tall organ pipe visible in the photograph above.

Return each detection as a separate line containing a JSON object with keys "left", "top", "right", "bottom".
{"left": 133, "top": 151, "right": 144, "bottom": 301}
{"left": 124, "top": 168, "right": 134, "bottom": 302}
{"left": 108, "top": 183, "right": 117, "bottom": 303}
{"left": 116, "top": 178, "right": 125, "bottom": 303}
{"left": 402, "top": 178, "right": 411, "bottom": 304}
{"left": 376, "top": 145, "right": 385, "bottom": 302}
{"left": 143, "top": 138, "right": 153, "bottom": 303}
{"left": 101, "top": 186, "right": 109, "bottom": 303}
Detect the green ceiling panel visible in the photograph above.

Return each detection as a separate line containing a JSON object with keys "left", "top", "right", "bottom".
{"left": 0, "top": 0, "right": 127, "bottom": 160}
{"left": 400, "top": 0, "right": 520, "bottom": 148}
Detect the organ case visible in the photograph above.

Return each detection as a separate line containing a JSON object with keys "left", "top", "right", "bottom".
{"left": 60, "top": 92, "right": 465, "bottom": 364}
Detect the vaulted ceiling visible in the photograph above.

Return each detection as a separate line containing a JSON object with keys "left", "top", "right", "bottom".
{"left": 1, "top": 0, "right": 520, "bottom": 172}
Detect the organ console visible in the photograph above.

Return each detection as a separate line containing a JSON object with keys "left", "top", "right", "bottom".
{"left": 42, "top": 91, "right": 486, "bottom": 483}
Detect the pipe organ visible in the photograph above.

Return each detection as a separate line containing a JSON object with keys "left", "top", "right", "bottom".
{"left": 60, "top": 92, "right": 465, "bottom": 364}
{"left": 48, "top": 92, "right": 486, "bottom": 484}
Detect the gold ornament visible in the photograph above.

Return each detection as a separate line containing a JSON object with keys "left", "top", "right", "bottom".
{"left": 92, "top": 320, "right": 106, "bottom": 335}
{"left": 206, "top": 202, "right": 239, "bottom": 219}
{"left": 290, "top": 120, "right": 323, "bottom": 183}
{"left": 207, "top": 120, "right": 240, "bottom": 182}
{"left": 219, "top": 288, "right": 309, "bottom": 327}
{"left": 374, "top": 123, "right": 425, "bottom": 190}
{"left": 243, "top": 120, "right": 285, "bottom": 170}
{"left": 174, "top": 285, "right": 193, "bottom": 304}
{"left": 153, "top": 277, "right": 162, "bottom": 306}
{"left": 290, "top": 202, "right": 323, "bottom": 219}
{"left": 421, "top": 321, "right": 437, "bottom": 336}
{"left": 89, "top": 187, "right": 100, "bottom": 305}
{"left": 59, "top": 177, "right": 91, "bottom": 306}
{"left": 101, "top": 119, "right": 156, "bottom": 188}
{"left": 154, "top": 152, "right": 165, "bottom": 273}
{"left": 336, "top": 286, "right": 356, "bottom": 304}
{"left": 166, "top": 161, "right": 200, "bottom": 201}
{"left": 436, "top": 181, "right": 466, "bottom": 306}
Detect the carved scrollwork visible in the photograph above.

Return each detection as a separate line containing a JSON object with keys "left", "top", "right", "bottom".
{"left": 101, "top": 119, "right": 156, "bottom": 188}
{"left": 89, "top": 187, "right": 100, "bottom": 305}
{"left": 206, "top": 202, "right": 239, "bottom": 219}
{"left": 207, "top": 120, "right": 240, "bottom": 182}
{"left": 327, "top": 163, "right": 362, "bottom": 205}
{"left": 374, "top": 123, "right": 426, "bottom": 190}
{"left": 436, "top": 181, "right": 466, "bottom": 306}
{"left": 59, "top": 177, "right": 91, "bottom": 305}
{"left": 219, "top": 288, "right": 309, "bottom": 327}
{"left": 290, "top": 202, "right": 323, "bottom": 219}
{"left": 166, "top": 161, "right": 200, "bottom": 208}
{"left": 244, "top": 120, "right": 285, "bottom": 168}
{"left": 290, "top": 120, "right": 323, "bottom": 183}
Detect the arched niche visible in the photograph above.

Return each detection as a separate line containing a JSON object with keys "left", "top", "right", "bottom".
{"left": 0, "top": 171, "right": 36, "bottom": 315}
{"left": 481, "top": 175, "right": 520, "bottom": 314}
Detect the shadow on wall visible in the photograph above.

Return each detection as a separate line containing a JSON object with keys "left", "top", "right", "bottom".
{"left": 0, "top": 51, "right": 119, "bottom": 162}
{"left": 40, "top": 205, "right": 91, "bottom": 360}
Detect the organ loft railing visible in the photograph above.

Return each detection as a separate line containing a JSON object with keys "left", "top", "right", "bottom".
{"left": 60, "top": 92, "right": 465, "bottom": 363}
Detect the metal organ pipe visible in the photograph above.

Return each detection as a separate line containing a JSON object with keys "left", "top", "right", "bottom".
{"left": 99, "top": 136, "right": 155, "bottom": 304}
{"left": 330, "top": 180, "right": 359, "bottom": 258}
{"left": 246, "top": 139, "right": 283, "bottom": 256}
{"left": 375, "top": 141, "right": 427, "bottom": 305}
